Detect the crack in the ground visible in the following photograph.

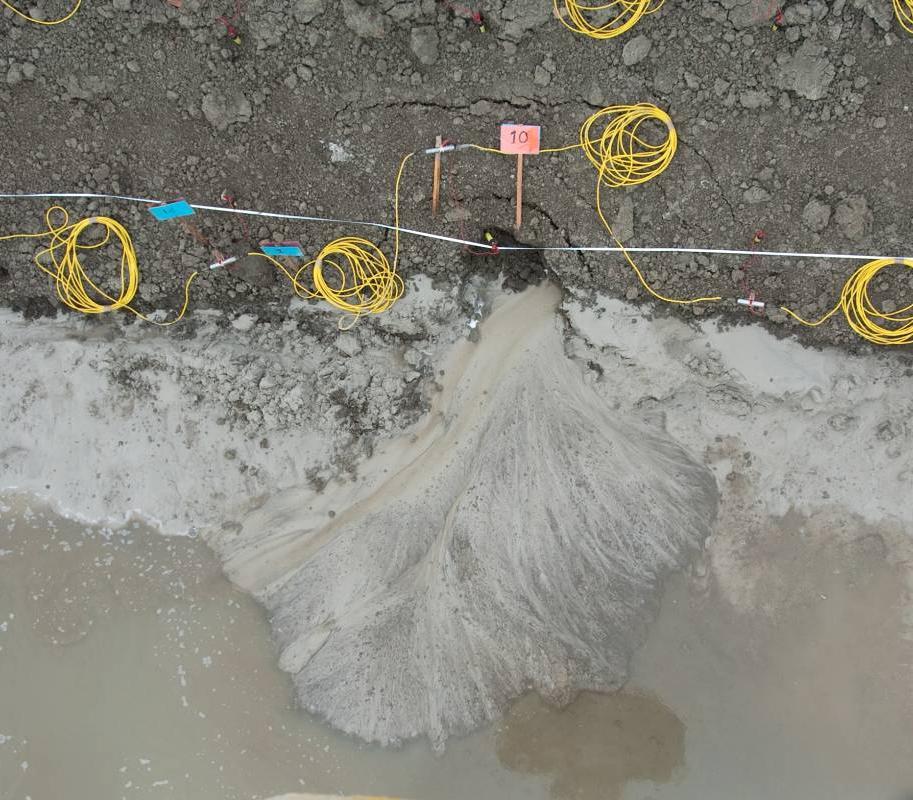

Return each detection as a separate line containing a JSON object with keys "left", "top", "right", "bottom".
{"left": 679, "top": 138, "right": 737, "bottom": 224}
{"left": 335, "top": 95, "right": 536, "bottom": 121}
{"left": 491, "top": 191, "right": 589, "bottom": 278}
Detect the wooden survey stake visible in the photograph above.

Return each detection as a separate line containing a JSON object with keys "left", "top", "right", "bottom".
{"left": 499, "top": 124, "right": 541, "bottom": 235}
{"left": 515, "top": 153, "right": 524, "bottom": 232}
{"left": 432, "top": 135, "right": 443, "bottom": 216}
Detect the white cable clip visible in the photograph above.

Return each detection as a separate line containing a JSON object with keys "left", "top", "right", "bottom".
{"left": 737, "top": 298, "right": 765, "bottom": 309}
{"left": 425, "top": 144, "right": 456, "bottom": 155}
{"left": 209, "top": 256, "right": 238, "bottom": 270}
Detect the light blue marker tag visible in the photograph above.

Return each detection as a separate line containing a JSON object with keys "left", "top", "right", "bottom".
{"left": 261, "top": 242, "right": 304, "bottom": 258}
{"left": 148, "top": 199, "right": 195, "bottom": 221}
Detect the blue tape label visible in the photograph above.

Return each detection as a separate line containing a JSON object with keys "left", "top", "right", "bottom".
{"left": 261, "top": 242, "right": 304, "bottom": 257}
{"left": 149, "top": 199, "right": 195, "bottom": 221}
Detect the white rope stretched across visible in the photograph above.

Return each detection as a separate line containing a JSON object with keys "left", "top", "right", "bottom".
{"left": 1, "top": 191, "right": 910, "bottom": 264}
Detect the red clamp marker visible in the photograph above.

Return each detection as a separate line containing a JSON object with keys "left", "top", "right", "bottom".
{"left": 216, "top": 0, "right": 243, "bottom": 44}
{"left": 483, "top": 231, "right": 500, "bottom": 254}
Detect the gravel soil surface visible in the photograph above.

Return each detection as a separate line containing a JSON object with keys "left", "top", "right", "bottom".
{"left": 1, "top": 0, "right": 912, "bottom": 351}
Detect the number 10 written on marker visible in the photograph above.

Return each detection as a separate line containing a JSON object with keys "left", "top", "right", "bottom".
{"left": 500, "top": 124, "right": 541, "bottom": 155}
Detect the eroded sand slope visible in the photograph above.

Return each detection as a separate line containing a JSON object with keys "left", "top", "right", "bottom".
{"left": 209, "top": 286, "right": 719, "bottom": 746}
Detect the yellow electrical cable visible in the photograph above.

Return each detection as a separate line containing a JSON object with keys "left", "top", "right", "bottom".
{"left": 470, "top": 103, "right": 718, "bottom": 305}
{"left": 894, "top": 0, "right": 913, "bottom": 33}
{"left": 553, "top": 0, "right": 664, "bottom": 39}
{"left": 0, "top": 206, "right": 197, "bottom": 324}
{"left": 1, "top": 0, "right": 80, "bottom": 25}
{"left": 254, "top": 153, "right": 412, "bottom": 327}
{"left": 780, "top": 258, "right": 913, "bottom": 345}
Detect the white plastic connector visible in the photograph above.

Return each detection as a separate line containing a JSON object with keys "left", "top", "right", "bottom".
{"left": 209, "top": 256, "right": 238, "bottom": 270}
{"left": 737, "top": 298, "right": 765, "bottom": 309}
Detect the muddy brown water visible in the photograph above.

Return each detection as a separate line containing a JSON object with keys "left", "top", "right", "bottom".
{"left": 2, "top": 494, "right": 912, "bottom": 800}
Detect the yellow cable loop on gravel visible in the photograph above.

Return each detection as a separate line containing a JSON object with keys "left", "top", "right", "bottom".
{"left": 894, "top": 0, "right": 913, "bottom": 33}
{"left": 781, "top": 258, "right": 913, "bottom": 345}
{"left": 553, "top": 0, "right": 664, "bottom": 39}
{"left": 472, "top": 103, "right": 718, "bottom": 305}
{"left": 255, "top": 154, "right": 411, "bottom": 327}
{"left": 1, "top": 0, "right": 81, "bottom": 25}
{"left": 581, "top": 104, "right": 718, "bottom": 305}
{"left": 0, "top": 206, "right": 197, "bottom": 324}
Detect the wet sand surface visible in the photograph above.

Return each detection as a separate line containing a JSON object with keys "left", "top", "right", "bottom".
{"left": 2, "top": 495, "right": 912, "bottom": 800}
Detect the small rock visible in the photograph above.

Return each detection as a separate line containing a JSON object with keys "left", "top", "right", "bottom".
{"left": 92, "top": 164, "right": 111, "bottom": 183}
{"left": 612, "top": 196, "right": 635, "bottom": 242}
{"left": 469, "top": 100, "right": 492, "bottom": 116}
{"left": 335, "top": 333, "right": 361, "bottom": 357}
{"left": 499, "top": 0, "right": 552, "bottom": 42}
{"left": 801, "top": 197, "right": 832, "bottom": 232}
{"left": 410, "top": 26, "right": 439, "bottom": 66}
{"left": 341, "top": 0, "right": 385, "bottom": 38}
{"left": 739, "top": 89, "right": 771, "bottom": 109}
{"left": 231, "top": 314, "right": 256, "bottom": 332}
{"left": 201, "top": 89, "right": 252, "bottom": 131}
{"left": 777, "top": 40, "right": 835, "bottom": 100}
{"left": 743, "top": 185, "right": 771, "bottom": 204}
{"left": 834, "top": 195, "right": 872, "bottom": 241}
{"left": 622, "top": 35, "right": 652, "bottom": 67}
{"left": 292, "top": 0, "right": 325, "bottom": 23}
{"left": 230, "top": 255, "right": 277, "bottom": 288}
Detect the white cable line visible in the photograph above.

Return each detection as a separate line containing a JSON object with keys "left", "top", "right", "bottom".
{"left": 1, "top": 191, "right": 910, "bottom": 263}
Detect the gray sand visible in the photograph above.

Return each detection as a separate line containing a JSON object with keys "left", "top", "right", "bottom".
{"left": 209, "top": 285, "right": 718, "bottom": 746}
{"left": 1, "top": 279, "right": 911, "bottom": 756}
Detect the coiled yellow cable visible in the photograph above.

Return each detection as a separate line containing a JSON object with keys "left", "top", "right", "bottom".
{"left": 577, "top": 103, "right": 677, "bottom": 187}
{"left": 255, "top": 153, "right": 412, "bottom": 327}
{"left": 553, "top": 0, "right": 664, "bottom": 38}
{"left": 581, "top": 105, "right": 718, "bottom": 305}
{"left": 895, "top": 0, "right": 913, "bottom": 33}
{"left": 781, "top": 258, "right": 913, "bottom": 345}
{"left": 1, "top": 0, "right": 80, "bottom": 25}
{"left": 471, "top": 103, "right": 717, "bottom": 305}
{"left": 0, "top": 206, "right": 196, "bottom": 324}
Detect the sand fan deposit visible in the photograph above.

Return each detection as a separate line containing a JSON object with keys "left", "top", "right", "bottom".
{"left": 209, "top": 284, "right": 719, "bottom": 747}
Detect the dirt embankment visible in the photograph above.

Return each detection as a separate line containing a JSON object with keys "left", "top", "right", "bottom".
{"left": 1, "top": 0, "right": 912, "bottom": 350}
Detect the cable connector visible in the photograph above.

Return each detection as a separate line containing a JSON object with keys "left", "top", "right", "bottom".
{"left": 737, "top": 297, "right": 765, "bottom": 310}
{"left": 209, "top": 256, "right": 238, "bottom": 270}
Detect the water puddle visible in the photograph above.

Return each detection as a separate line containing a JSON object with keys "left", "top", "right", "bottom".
{"left": 496, "top": 691, "right": 684, "bottom": 800}
{"left": 2, "top": 495, "right": 912, "bottom": 800}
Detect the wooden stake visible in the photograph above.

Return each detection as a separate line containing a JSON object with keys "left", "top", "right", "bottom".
{"left": 514, "top": 153, "right": 524, "bottom": 233}
{"left": 431, "top": 135, "right": 443, "bottom": 216}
